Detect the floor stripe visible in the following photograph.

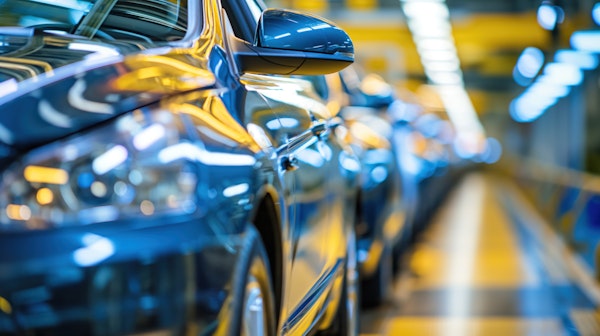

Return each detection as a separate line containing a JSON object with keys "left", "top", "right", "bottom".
{"left": 360, "top": 173, "right": 600, "bottom": 335}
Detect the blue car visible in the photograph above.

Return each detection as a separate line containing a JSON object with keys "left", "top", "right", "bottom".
{"left": 0, "top": 0, "right": 362, "bottom": 335}
{"left": 302, "top": 67, "right": 405, "bottom": 308}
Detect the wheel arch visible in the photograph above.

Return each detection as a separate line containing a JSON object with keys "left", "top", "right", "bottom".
{"left": 250, "top": 185, "right": 284, "bottom": 322}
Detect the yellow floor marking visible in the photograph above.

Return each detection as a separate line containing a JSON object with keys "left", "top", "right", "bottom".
{"left": 410, "top": 174, "right": 539, "bottom": 290}
{"left": 360, "top": 174, "right": 569, "bottom": 335}
{"left": 386, "top": 317, "right": 564, "bottom": 336}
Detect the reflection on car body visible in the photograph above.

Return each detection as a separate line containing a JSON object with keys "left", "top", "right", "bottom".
{"left": 302, "top": 68, "right": 406, "bottom": 308}
{"left": 0, "top": 0, "right": 361, "bottom": 335}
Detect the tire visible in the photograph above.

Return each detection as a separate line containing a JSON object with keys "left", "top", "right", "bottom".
{"left": 320, "top": 227, "right": 360, "bottom": 336}
{"left": 360, "top": 245, "right": 393, "bottom": 308}
{"left": 228, "top": 226, "right": 277, "bottom": 336}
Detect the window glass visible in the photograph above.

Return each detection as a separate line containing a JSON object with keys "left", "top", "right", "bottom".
{"left": 0, "top": 0, "right": 191, "bottom": 42}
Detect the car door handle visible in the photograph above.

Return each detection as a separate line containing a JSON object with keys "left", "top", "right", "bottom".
{"left": 311, "top": 121, "right": 327, "bottom": 137}
{"left": 280, "top": 155, "right": 299, "bottom": 171}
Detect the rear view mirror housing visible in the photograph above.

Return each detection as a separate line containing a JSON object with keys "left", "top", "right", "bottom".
{"left": 233, "top": 9, "right": 354, "bottom": 75}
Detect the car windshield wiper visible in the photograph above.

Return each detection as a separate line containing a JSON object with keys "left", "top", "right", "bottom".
{"left": 73, "top": 0, "right": 118, "bottom": 38}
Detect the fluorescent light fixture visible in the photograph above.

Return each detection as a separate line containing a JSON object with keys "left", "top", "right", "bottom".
{"left": 537, "top": 4, "right": 560, "bottom": 30}
{"left": 543, "top": 62, "right": 583, "bottom": 86}
{"left": 403, "top": 1, "right": 449, "bottom": 20}
{"left": 593, "top": 3, "right": 600, "bottom": 26}
{"left": 409, "top": 20, "right": 452, "bottom": 38}
{"left": 422, "top": 60, "right": 460, "bottom": 72}
{"left": 571, "top": 31, "right": 600, "bottom": 53}
{"left": 529, "top": 77, "right": 570, "bottom": 98}
{"left": 416, "top": 38, "right": 456, "bottom": 51}
{"left": 515, "top": 47, "right": 545, "bottom": 78}
{"left": 420, "top": 50, "right": 460, "bottom": 62}
{"left": 555, "top": 49, "right": 598, "bottom": 70}
{"left": 427, "top": 71, "right": 463, "bottom": 85}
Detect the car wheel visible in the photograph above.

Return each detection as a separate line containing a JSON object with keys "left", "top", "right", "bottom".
{"left": 229, "top": 226, "right": 276, "bottom": 336}
{"left": 361, "top": 244, "right": 393, "bottom": 308}
{"left": 321, "top": 227, "right": 360, "bottom": 336}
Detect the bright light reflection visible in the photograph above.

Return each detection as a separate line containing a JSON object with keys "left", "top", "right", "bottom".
{"left": 543, "top": 63, "right": 583, "bottom": 86}
{"left": 594, "top": 3, "right": 600, "bottom": 26}
{"left": 280, "top": 118, "right": 300, "bottom": 128}
{"left": 403, "top": 0, "right": 485, "bottom": 141}
{"left": 453, "top": 132, "right": 484, "bottom": 159}
{"left": 36, "top": 188, "right": 54, "bottom": 205}
{"left": 436, "top": 86, "right": 484, "bottom": 139}
{"left": 370, "top": 166, "right": 388, "bottom": 184}
{"left": 73, "top": 233, "right": 115, "bottom": 267}
{"left": 427, "top": 72, "right": 463, "bottom": 85}
{"left": 417, "top": 38, "right": 456, "bottom": 51}
{"left": 274, "top": 33, "right": 291, "bottom": 39}
{"left": 571, "top": 31, "right": 600, "bottom": 53}
{"left": 420, "top": 50, "right": 459, "bottom": 62}
{"left": 403, "top": 1, "right": 449, "bottom": 19}
{"left": 409, "top": 20, "right": 451, "bottom": 38}
{"left": 24, "top": 166, "right": 69, "bottom": 185}
{"left": 68, "top": 42, "right": 120, "bottom": 56}
{"left": 515, "top": 47, "right": 544, "bottom": 79}
{"left": 6, "top": 204, "right": 31, "bottom": 221}
{"left": 247, "top": 123, "right": 273, "bottom": 149}
{"left": 0, "top": 79, "right": 18, "bottom": 98}
{"left": 223, "top": 183, "right": 250, "bottom": 198}
{"left": 140, "top": 200, "right": 155, "bottom": 215}
{"left": 537, "top": 4, "right": 560, "bottom": 30}
{"left": 444, "top": 175, "right": 485, "bottom": 335}
{"left": 340, "top": 154, "right": 361, "bottom": 173}
{"left": 530, "top": 77, "right": 570, "bottom": 98}
{"left": 481, "top": 138, "right": 502, "bottom": 164}
{"left": 422, "top": 60, "right": 460, "bottom": 72}
{"left": 266, "top": 119, "right": 282, "bottom": 131}
{"left": 91, "top": 181, "right": 108, "bottom": 198}
{"left": 40, "top": 100, "right": 74, "bottom": 128}
{"left": 133, "top": 124, "right": 166, "bottom": 150}
{"left": 296, "top": 149, "right": 325, "bottom": 168}
{"left": 78, "top": 205, "right": 118, "bottom": 225}
{"left": 510, "top": 95, "right": 557, "bottom": 123}
{"left": 92, "top": 145, "right": 128, "bottom": 175}
{"left": 555, "top": 49, "right": 598, "bottom": 70}
{"left": 159, "top": 143, "right": 256, "bottom": 166}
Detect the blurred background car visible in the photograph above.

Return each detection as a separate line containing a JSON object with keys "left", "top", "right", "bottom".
{"left": 302, "top": 67, "right": 407, "bottom": 308}
{"left": 316, "top": 65, "right": 471, "bottom": 298}
{"left": 0, "top": 0, "right": 362, "bottom": 335}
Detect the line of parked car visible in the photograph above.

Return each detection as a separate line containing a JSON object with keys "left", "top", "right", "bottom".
{"left": 0, "top": 0, "right": 468, "bottom": 335}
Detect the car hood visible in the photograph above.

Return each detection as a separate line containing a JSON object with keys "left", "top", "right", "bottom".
{"left": 0, "top": 28, "right": 216, "bottom": 151}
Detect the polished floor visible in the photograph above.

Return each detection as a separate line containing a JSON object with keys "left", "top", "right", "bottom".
{"left": 360, "top": 173, "right": 600, "bottom": 336}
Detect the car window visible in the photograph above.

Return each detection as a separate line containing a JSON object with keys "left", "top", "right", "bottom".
{"left": 0, "top": 0, "right": 190, "bottom": 42}
{"left": 221, "top": 0, "right": 266, "bottom": 42}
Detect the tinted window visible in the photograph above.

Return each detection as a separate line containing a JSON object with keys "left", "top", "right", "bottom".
{"left": 0, "top": 0, "right": 190, "bottom": 42}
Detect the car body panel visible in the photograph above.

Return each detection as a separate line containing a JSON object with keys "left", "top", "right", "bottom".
{"left": 0, "top": 0, "right": 358, "bottom": 334}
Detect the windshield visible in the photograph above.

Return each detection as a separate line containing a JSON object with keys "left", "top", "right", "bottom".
{"left": 0, "top": 0, "right": 190, "bottom": 42}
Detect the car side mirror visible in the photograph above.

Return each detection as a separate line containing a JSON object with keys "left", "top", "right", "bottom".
{"left": 257, "top": 9, "right": 353, "bottom": 56}
{"left": 233, "top": 9, "right": 354, "bottom": 75}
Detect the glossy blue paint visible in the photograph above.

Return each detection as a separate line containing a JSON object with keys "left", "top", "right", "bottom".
{"left": 0, "top": 0, "right": 358, "bottom": 334}
{"left": 258, "top": 9, "right": 354, "bottom": 56}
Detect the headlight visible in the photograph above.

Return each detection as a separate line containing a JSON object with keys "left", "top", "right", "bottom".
{"left": 0, "top": 108, "right": 198, "bottom": 231}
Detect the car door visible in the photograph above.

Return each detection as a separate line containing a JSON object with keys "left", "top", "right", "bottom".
{"left": 261, "top": 78, "right": 341, "bottom": 330}
{"left": 220, "top": 0, "right": 348, "bottom": 331}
